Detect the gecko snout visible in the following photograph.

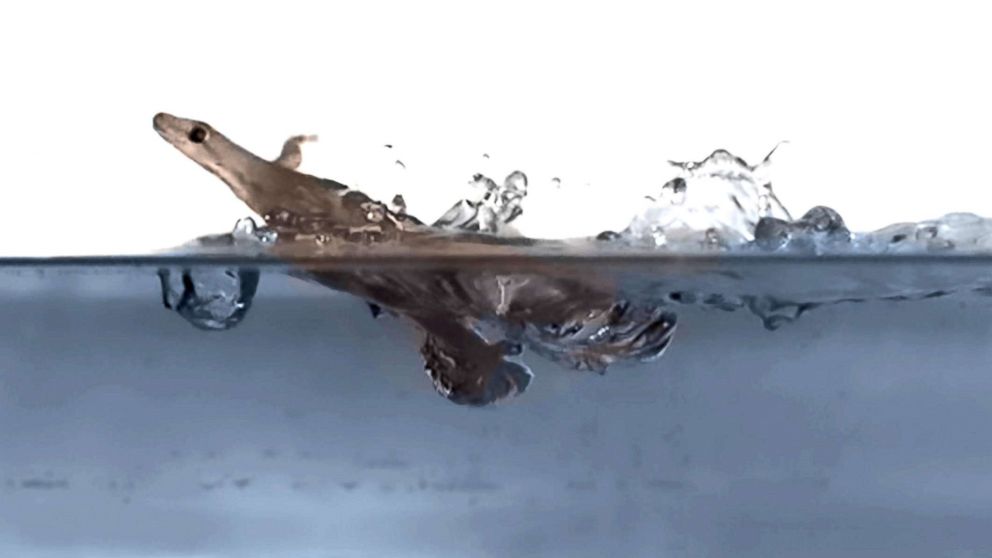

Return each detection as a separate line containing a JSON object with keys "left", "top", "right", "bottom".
{"left": 152, "top": 112, "right": 176, "bottom": 132}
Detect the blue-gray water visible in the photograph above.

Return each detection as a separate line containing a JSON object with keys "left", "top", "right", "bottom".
{"left": 3, "top": 258, "right": 992, "bottom": 557}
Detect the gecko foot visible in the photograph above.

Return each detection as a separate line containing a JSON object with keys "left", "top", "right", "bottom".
{"left": 274, "top": 134, "right": 319, "bottom": 170}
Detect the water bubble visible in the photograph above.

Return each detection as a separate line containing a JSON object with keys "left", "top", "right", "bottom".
{"left": 751, "top": 206, "right": 851, "bottom": 253}
{"left": 434, "top": 171, "right": 527, "bottom": 233}
{"left": 482, "top": 153, "right": 490, "bottom": 159}
{"left": 916, "top": 225, "right": 939, "bottom": 240}
{"left": 433, "top": 200, "right": 483, "bottom": 231}
{"left": 659, "top": 177, "right": 688, "bottom": 206}
{"left": 231, "top": 217, "right": 277, "bottom": 244}
{"left": 390, "top": 194, "right": 408, "bottom": 215}
{"left": 263, "top": 208, "right": 298, "bottom": 229}
{"left": 800, "top": 206, "right": 847, "bottom": 234}
{"left": 703, "top": 228, "right": 726, "bottom": 249}
{"left": 476, "top": 206, "right": 500, "bottom": 231}
{"left": 470, "top": 173, "right": 499, "bottom": 194}
{"left": 232, "top": 217, "right": 257, "bottom": 238}
{"left": 667, "top": 291, "right": 698, "bottom": 304}
{"left": 620, "top": 148, "right": 792, "bottom": 249}
{"left": 361, "top": 201, "right": 386, "bottom": 223}
{"left": 504, "top": 170, "right": 528, "bottom": 192}
{"left": 666, "top": 177, "right": 688, "bottom": 193}
{"left": 551, "top": 177, "right": 561, "bottom": 187}
{"left": 158, "top": 267, "right": 260, "bottom": 331}
{"left": 753, "top": 217, "right": 792, "bottom": 251}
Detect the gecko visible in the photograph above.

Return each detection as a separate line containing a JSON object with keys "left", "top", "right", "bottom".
{"left": 152, "top": 112, "right": 424, "bottom": 239}
{"left": 153, "top": 112, "right": 539, "bottom": 405}
{"left": 153, "top": 112, "right": 677, "bottom": 407}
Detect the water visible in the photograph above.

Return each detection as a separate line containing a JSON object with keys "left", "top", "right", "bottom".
{"left": 4, "top": 257, "right": 992, "bottom": 557}
{"left": 6, "top": 118, "right": 992, "bottom": 555}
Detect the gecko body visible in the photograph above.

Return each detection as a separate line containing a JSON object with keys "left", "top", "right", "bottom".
{"left": 153, "top": 113, "right": 423, "bottom": 238}
{"left": 153, "top": 113, "right": 677, "bottom": 407}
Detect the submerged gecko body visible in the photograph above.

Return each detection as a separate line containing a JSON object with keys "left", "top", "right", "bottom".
{"left": 154, "top": 113, "right": 677, "bottom": 407}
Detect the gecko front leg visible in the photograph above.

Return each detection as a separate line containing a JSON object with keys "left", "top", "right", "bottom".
{"left": 274, "top": 134, "right": 319, "bottom": 170}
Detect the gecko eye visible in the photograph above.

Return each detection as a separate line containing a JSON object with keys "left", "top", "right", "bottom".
{"left": 188, "top": 126, "right": 208, "bottom": 143}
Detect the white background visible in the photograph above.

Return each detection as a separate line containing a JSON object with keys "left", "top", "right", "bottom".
{"left": 1, "top": 1, "right": 990, "bottom": 255}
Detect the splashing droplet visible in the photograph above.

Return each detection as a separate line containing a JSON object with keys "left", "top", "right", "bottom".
{"left": 621, "top": 149, "right": 791, "bottom": 249}
{"left": 752, "top": 206, "right": 851, "bottom": 253}
{"left": 703, "top": 228, "right": 726, "bottom": 249}
{"left": 395, "top": 160, "right": 406, "bottom": 169}
{"left": 859, "top": 214, "right": 991, "bottom": 253}
{"left": 504, "top": 170, "right": 528, "bottom": 192}
{"left": 158, "top": 267, "right": 259, "bottom": 331}
{"left": 390, "top": 194, "right": 408, "bottom": 215}
{"left": 433, "top": 171, "right": 528, "bottom": 233}
{"left": 753, "top": 217, "right": 793, "bottom": 251}
{"left": 231, "top": 217, "right": 278, "bottom": 244}
{"left": 482, "top": 153, "right": 490, "bottom": 159}
{"left": 551, "top": 177, "right": 561, "bottom": 187}
{"left": 361, "top": 201, "right": 387, "bottom": 223}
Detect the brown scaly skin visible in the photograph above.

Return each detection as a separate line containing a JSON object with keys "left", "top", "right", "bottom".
{"left": 153, "top": 112, "right": 423, "bottom": 238}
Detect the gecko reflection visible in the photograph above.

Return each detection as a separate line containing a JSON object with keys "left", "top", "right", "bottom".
{"left": 153, "top": 112, "right": 676, "bottom": 406}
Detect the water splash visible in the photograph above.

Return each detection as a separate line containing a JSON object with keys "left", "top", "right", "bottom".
{"left": 586, "top": 148, "right": 992, "bottom": 256}
{"left": 753, "top": 206, "right": 851, "bottom": 254}
{"left": 751, "top": 211, "right": 992, "bottom": 255}
{"left": 432, "top": 171, "right": 528, "bottom": 234}
{"left": 231, "top": 217, "right": 278, "bottom": 245}
{"left": 158, "top": 267, "right": 259, "bottom": 331}
{"left": 857, "top": 213, "right": 992, "bottom": 253}
{"left": 618, "top": 149, "right": 791, "bottom": 248}
{"left": 155, "top": 124, "right": 992, "bottom": 406}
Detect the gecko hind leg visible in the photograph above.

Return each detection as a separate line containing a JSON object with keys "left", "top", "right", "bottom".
{"left": 274, "top": 134, "right": 319, "bottom": 170}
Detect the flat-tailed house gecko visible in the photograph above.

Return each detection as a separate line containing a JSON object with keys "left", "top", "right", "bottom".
{"left": 153, "top": 112, "right": 676, "bottom": 406}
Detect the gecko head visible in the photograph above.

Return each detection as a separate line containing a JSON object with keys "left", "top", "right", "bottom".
{"left": 153, "top": 112, "right": 226, "bottom": 169}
